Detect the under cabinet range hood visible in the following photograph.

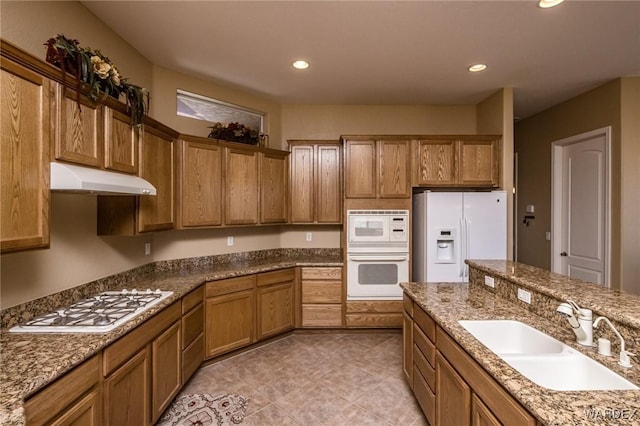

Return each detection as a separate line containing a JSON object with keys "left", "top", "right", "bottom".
{"left": 50, "top": 162, "right": 157, "bottom": 195}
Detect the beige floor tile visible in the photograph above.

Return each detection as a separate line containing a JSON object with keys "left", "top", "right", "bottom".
{"left": 175, "top": 333, "right": 426, "bottom": 425}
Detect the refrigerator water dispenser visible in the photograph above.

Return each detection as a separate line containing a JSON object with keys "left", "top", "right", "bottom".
{"left": 435, "top": 229, "right": 456, "bottom": 264}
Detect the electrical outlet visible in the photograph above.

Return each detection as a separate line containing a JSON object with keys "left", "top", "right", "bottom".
{"left": 484, "top": 276, "right": 495, "bottom": 288}
{"left": 517, "top": 288, "right": 532, "bottom": 304}
{"left": 144, "top": 242, "right": 151, "bottom": 256}
{"left": 227, "top": 236, "right": 234, "bottom": 246}
{"left": 306, "top": 232, "right": 313, "bottom": 242}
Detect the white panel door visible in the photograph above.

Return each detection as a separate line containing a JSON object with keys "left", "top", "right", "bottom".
{"left": 561, "top": 135, "right": 607, "bottom": 285}
{"left": 426, "top": 192, "right": 463, "bottom": 282}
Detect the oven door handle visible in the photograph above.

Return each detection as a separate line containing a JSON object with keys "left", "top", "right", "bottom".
{"left": 348, "top": 255, "right": 408, "bottom": 262}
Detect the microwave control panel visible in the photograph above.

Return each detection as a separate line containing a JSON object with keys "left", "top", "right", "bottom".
{"left": 390, "top": 214, "right": 408, "bottom": 241}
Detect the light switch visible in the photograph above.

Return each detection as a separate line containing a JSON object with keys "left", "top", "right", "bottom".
{"left": 526, "top": 204, "right": 535, "bottom": 213}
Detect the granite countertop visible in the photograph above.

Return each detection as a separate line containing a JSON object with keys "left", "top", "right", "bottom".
{"left": 0, "top": 252, "right": 342, "bottom": 426}
{"left": 402, "top": 281, "right": 640, "bottom": 426}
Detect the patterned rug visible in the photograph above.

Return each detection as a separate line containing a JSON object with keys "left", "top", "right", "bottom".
{"left": 157, "top": 394, "right": 248, "bottom": 426}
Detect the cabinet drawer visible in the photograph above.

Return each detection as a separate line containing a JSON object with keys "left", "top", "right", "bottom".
{"left": 103, "top": 302, "right": 180, "bottom": 375}
{"left": 413, "top": 343, "right": 435, "bottom": 392}
{"left": 413, "top": 365, "right": 435, "bottom": 426}
{"left": 413, "top": 324, "right": 435, "bottom": 367}
{"left": 437, "top": 327, "right": 536, "bottom": 426}
{"left": 346, "top": 300, "right": 403, "bottom": 313}
{"left": 345, "top": 313, "right": 403, "bottom": 328}
{"left": 205, "top": 275, "right": 255, "bottom": 297}
{"left": 301, "top": 267, "right": 342, "bottom": 280}
{"left": 25, "top": 354, "right": 102, "bottom": 425}
{"left": 302, "top": 304, "right": 342, "bottom": 327}
{"left": 182, "top": 303, "right": 203, "bottom": 349}
{"left": 256, "top": 268, "right": 295, "bottom": 287}
{"left": 413, "top": 305, "right": 435, "bottom": 342}
{"left": 182, "top": 333, "right": 203, "bottom": 385}
{"left": 403, "top": 294, "right": 413, "bottom": 318}
{"left": 182, "top": 286, "right": 203, "bottom": 314}
{"left": 302, "top": 281, "right": 342, "bottom": 303}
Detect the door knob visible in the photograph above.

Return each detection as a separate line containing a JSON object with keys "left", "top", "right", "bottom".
{"left": 560, "top": 251, "right": 568, "bottom": 257}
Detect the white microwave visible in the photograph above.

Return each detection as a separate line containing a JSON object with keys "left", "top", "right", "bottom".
{"left": 346, "top": 210, "right": 409, "bottom": 247}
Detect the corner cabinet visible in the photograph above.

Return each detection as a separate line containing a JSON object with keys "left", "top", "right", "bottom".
{"left": 288, "top": 141, "right": 342, "bottom": 224}
{"left": 0, "top": 53, "right": 51, "bottom": 253}
{"left": 404, "top": 297, "right": 537, "bottom": 426}
{"left": 415, "top": 136, "right": 501, "bottom": 188}
{"left": 343, "top": 137, "right": 411, "bottom": 199}
{"left": 97, "top": 119, "right": 177, "bottom": 235}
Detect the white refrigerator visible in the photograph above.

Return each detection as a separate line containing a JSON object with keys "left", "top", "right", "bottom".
{"left": 413, "top": 190, "right": 507, "bottom": 282}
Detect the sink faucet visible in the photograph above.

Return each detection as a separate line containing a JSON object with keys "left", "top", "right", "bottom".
{"left": 593, "top": 316, "right": 636, "bottom": 368}
{"left": 556, "top": 300, "right": 593, "bottom": 346}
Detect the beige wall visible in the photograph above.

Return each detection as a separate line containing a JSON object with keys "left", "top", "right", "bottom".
{"left": 0, "top": 1, "right": 153, "bottom": 90}
{"left": 150, "top": 65, "right": 283, "bottom": 147}
{"left": 477, "top": 89, "right": 515, "bottom": 260}
{"left": 514, "top": 78, "right": 640, "bottom": 292}
{"left": 620, "top": 78, "right": 640, "bottom": 294}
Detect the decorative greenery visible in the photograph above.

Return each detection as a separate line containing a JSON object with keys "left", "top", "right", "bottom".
{"left": 44, "top": 34, "right": 148, "bottom": 126}
{"left": 207, "top": 122, "right": 260, "bottom": 145}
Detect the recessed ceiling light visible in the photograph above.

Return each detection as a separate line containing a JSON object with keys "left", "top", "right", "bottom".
{"left": 468, "top": 64, "right": 487, "bottom": 72}
{"left": 538, "top": 0, "right": 564, "bottom": 8}
{"left": 292, "top": 60, "right": 310, "bottom": 70}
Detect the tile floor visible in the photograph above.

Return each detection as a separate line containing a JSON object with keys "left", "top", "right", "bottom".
{"left": 179, "top": 332, "right": 427, "bottom": 425}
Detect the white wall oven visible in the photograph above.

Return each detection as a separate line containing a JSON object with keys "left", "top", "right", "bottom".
{"left": 346, "top": 210, "right": 409, "bottom": 300}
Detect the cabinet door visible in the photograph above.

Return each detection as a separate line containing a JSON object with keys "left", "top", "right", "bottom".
{"left": 316, "top": 144, "right": 342, "bottom": 222}
{"left": 378, "top": 140, "right": 411, "bottom": 198}
{"left": 344, "top": 139, "right": 376, "bottom": 198}
{"left": 50, "top": 389, "right": 102, "bottom": 426}
{"left": 1, "top": 57, "right": 50, "bottom": 252}
{"left": 178, "top": 139, "right": 223, "bottom": 227}
{"left": 104, "top": 347, "right": 151, "bottom": 426}
{"left": 417, "top": 139, "right": 457, "bottom": 186}
{"left": 205, "top": 289, "right": 255, "bottom": 357}
{"left": 138, "top": 127, "right": 174, "bottom": 232}
{"left": 459, "top": 139, "right": 500, "bottom": 187}
{"left": 471, "top": 394, "right": 501, "bottom": 426}
{"left": 289, "top": 144, "right": 314, "bottom": 223}
{"left": 257, "top": 281, "right": 294, "bottom": 340}
{"left": 403, "top": 310, "right": 413, "bottom": 386}
{"left": 224, "top": 146, "right": 259, "bottom": 225}
{"left": 260, "top": 151, "right": 288, "bottom": 224}
{"left": 436, "top": 351, "right": 471, "bottom": 426}
{"left": 152, "top": 321, "right": 181, "bottom": 424}
{"left": 104, "top": 106, "right": 138, "bottom": 174}
{"left": 53, "top": 84, "right": 103, "bottom": 167}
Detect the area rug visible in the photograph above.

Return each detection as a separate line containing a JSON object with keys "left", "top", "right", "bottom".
{"left": 157, "top": 393, "right": 248, "bottom": 426}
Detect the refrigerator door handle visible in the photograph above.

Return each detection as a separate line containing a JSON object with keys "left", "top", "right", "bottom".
{"left": 459, "top": 217, "right": 464, "bottom": 278}
{"left": 464, "top": 218, "right": 470, "bottom": 279}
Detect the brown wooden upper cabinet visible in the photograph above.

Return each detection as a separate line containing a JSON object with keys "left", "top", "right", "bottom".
{"left": 343, "top": 137, "right": 411, "bottom": 199}
{"left": 259, "top": 150, "right": 288, "bottom": 224}
{"left": 288, "top": 141, "right": 342, "bottom": 223}
{"left": 415, "top": 136, "right": 501, "bottom": 188}
{"left": 1, "top": 53, "right": 51, "bottom": 253}
{"left": 224, "top": 145, "right": 259, "bottom": 225}
{"left": 176, "top": 136, "right": 223, "bottom": 228}
{"left": 98, "top": 119, "right": 176, "bottom": 235}
{"left": 104, "top": 106, "right": 139, "bottom": 174}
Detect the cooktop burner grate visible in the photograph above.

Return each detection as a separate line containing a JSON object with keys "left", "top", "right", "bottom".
{"left": 10, "top": 289, "right": 173, "bottom": 333}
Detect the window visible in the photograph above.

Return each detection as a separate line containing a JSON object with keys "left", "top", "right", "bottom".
{"left": 176, "top": 89, "right": 264, "bottom": 132}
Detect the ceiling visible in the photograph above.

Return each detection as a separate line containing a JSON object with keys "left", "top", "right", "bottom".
{"left": 83, "top": 1, "right": 640, "bottom": 119}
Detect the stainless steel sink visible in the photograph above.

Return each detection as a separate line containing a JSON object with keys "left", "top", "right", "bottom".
{"left": 458, "top": 320, "right": 639, "bottom": 391}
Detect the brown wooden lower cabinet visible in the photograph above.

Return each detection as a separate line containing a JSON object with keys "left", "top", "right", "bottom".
{"left": 152, "top": 321, "right": 182, "bottom": 423}
{"left": 256, "top": 274, "right": 295, "bottom": 340}
{"left": 24, "top": 354, "right": 102, "bottom": 426}
{"left": 345, "top": 300, "right": 403, "bottom": 327}
{"left": 300, "top": 266, "right": 343, "bottom": 328}
{"left": 104, "top": 347, "right": 151, "bottom": 426}
{"left": 405, "top": 298, "right": 537, "bottom": 426}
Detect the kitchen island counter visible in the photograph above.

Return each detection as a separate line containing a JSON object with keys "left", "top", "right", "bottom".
{"left": 402, "top": 274, "right": 640, "bottom": 425}
{"left": 0, "top": 249, "right": 342, "bottom": 426}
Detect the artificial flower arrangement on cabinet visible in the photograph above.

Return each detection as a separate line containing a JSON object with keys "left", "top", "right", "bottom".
{"left": 44, "top": 34, "right": 148, "bottom": 126}
{"left": 207, "top": 122, "right": 262, "bottom": 145}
